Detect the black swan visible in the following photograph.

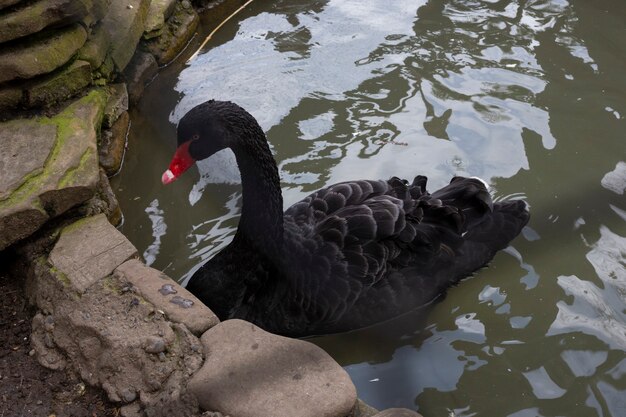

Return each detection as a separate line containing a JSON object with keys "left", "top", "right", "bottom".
{"left": 162, "top": 100, "right": 529, "bottom": 337}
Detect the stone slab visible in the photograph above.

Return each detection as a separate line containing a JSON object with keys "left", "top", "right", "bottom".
{"left": 0, "top": 120, "right": 57, "bottom": 200}
{"left": 145, "top": 2, "right": 199, "bottom": 66}
{"left": 144, "top": 0, "right": 177, "bottom": 34}
{"left": 101, "top": 0, "right": 151, "bottom": 71}
{"left": 49, "top": 214, "right": 137, "bottom": 293}
{"left": 0, "top": 0, "right": 92, "bottom": 44}
{"left": 99, "top": 110, "right": 129, "bottom": 176}
{"left": 25, "top": 59, "right": 92, "bottom": 108}
{"left": 189, "top": 319, "right": 357, "bottom": 417}
{"left": 115, "top": 259, "right": 219, "bottom": 335}
{"left": 103, "top": 83, "right": 129, "bottom": 128}
{"left": 79, "top": 22, "right": 112, "bottom": 69}
{"left": 123, "top": 50, "right": 158, "bottom": 105}
{"left": 0, "top": 90, "right": 107, "bottom": 250}
{"left": 0, "top": 23, "right": 87, "bottom": 84}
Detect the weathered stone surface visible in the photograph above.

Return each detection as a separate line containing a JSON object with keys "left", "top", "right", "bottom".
{"left": 0, "top": 23, "right": 87, "bottom": 84}
{"left": 0, "top": 121, "right": 56, "bottom": 200}
{"left": 99, "top": 110, "right": 129, "bottom": 176}
{"left": 24, "top": 60, "right": 92, "bottom": 108}
{"left": 0, "top": 0, "right": 92, "bottom": 44}
{"left": 124, "top": 50, "right": 158, "bottom": 105}
{"left": 144, "top": 0, "right": 177, "bottom": 34}
{"left": 79, "top": 22, "right": 112, "bottom": 69}
{"left": 145, "top": 2, "right": 199, "bottom": 66}
{"left": 101, "top": 0, "right": 151, "bottom": 71}
{"left": 0, "top": 90, "right": 106, "bottom": 250}
{"left": 79, "top": 168, "right": 123, "bottom": 225}
{"left": 103, "top": 83, "right": 129, "bottom": 127}
{"left": 190, "top": 319, "right": 357, "bottom": 417}
{"left": 49, "top": 214, "right": 137, "bottom": 293}
{"left": 115, "top": 259, "right": 219, "bottom": 335}
{"left": 371, "top": 409, "right": 423, "bottom": 417}
{"left": 29, "top": 268, "right": 202, "bottom": 416}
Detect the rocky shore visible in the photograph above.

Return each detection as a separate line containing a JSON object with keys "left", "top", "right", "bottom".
{"left": 0, "top": 1, "right": 423, "bottom": 416}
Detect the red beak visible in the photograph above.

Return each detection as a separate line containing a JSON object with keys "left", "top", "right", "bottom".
{"left": 162, "top": 141, "right": 195, "bottom": 184}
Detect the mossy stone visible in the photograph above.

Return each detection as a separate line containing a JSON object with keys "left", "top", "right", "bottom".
{"left": 25, "top": 60, "right": 93, "bottom": 108}
{"left": 0, "top": 90, "right": 107, "bottom": 250}
{"left": 0, "top": 0, "right": 92, "bottom": 44}
{"left": 0, "top": 23, "right": 88, "bottom": 84}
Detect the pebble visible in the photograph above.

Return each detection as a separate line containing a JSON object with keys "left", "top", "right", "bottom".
{"left": 121, "top": 388, "right": 137, "bottom": 403}
{"left": 144, "top": 336, "right": 166, "bottom": 354}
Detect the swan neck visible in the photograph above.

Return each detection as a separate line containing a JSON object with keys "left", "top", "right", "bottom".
{"left": 232, "top": 127, "right": 284, "bottom": 254}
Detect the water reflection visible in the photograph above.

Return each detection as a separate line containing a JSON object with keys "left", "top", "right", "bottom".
{"left": 112, "top": 0, "right": 626, "bottom": 415}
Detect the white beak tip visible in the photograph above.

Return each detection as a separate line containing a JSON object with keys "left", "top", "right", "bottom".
{"left": 162, "top": 169, "right": 176, "bottom": 184}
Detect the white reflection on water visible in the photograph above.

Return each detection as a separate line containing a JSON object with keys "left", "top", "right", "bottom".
{"left": 548, "top": 225, "right": 626, "bottom": 349}
{"left": 143, "top": 199, "right": 167, "bottom": 266}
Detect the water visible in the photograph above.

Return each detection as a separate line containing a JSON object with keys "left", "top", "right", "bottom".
{"left": 112, "top": 0, "right": 626, "bottom": 415}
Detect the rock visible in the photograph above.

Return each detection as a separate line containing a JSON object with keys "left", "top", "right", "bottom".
{"left": 79, "top": 168, "right": 123, "bottom": 225}
{"left": 0, "top": 85, "right": 23, "bottom": 115}
{"left": 0, "top": 0, "right": 93, "bottom": 44}
{"left": 24, "top": 60, "right": 92, "bottom": 108}
{"left": 103, "top": 83, "right": 129, "bottom": 127}
{"left": 0, "top": 23, "right": 87, "bottom": 84}
{"left": 144, "top": 0, "right": 177, "bottom": 35}
{"left": 145, "top": 2, "right": 199, "bottom": 66}
{"left": 123, "top": 50, "right": 158, "bottom": 105}
{"left": 48, "top": 214, "right": 137, "bottom": 293}
{"left": 371, "top": 409, "right": 423, "bottom": 417}
{"left": 0, "top": 91, "right": 107, "bottom": 250}
{"left": 189, "top": 319, "right": 357, "bottom": 417}
{"left": 101, "top": 0, "right": 151, "bottom": 71}
{"left": 28, "top": 268, "right": 203, "bottom": 416}
{"left": 115, "top": 259, "right": 219, "bottom": 335}
{"left": 79, "top": 22, "right": 112, "bottom": 69}
{"left": 99, "top": 111, "right": 129, "bottom": 176}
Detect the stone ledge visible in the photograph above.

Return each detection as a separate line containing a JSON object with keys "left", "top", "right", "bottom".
{"left": 0, "top": 23, "right": 87, "bottom": 84}
{"left": 115, "top": 259, "right": 220, "bottom": 336}
{"left": 48, "top": 214, "right": 138, "bottom": 293}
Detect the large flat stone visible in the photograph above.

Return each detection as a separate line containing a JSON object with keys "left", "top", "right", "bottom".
{"left": 0, "top": 0, "right": 93, "bottom": 44}
{"left": 24, "top": 60, "right": 92, "bottom": 108}
{"left": 115, "top": 259, "right": 219, "bottom": 335}
{"left": 0, "top": 90, "right": 107, "bottom": 250}
{"left": 49, "top": 214, "right": 137, "bottom": 293}
{"left": 189, "top": 319, "right": 357, "bottom": 417}
{"left": 101, "top": 0, "right": 151, "bottom": 71}
{"left": 0, "top": 23, "right": 87, "bottom": 84}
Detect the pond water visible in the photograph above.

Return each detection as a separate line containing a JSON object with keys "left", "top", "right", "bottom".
{"left": 112, "top": 0, "right": 626, "bottom": 415}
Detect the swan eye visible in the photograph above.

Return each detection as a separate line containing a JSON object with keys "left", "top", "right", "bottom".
{"left": 192, "top": 134, "right": 200, "bottom": 140}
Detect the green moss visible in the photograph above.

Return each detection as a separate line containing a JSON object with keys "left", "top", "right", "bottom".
{"left": 0, "top": 90, "right": 107, "bottom": 212}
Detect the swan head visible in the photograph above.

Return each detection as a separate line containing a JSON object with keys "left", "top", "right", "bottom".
{"left": 162, "top": 100, "right": 240, "bottom": 184}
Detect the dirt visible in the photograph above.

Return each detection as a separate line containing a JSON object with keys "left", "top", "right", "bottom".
{"left": 0, "top": 268, "right": 119, "bottom": 417}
